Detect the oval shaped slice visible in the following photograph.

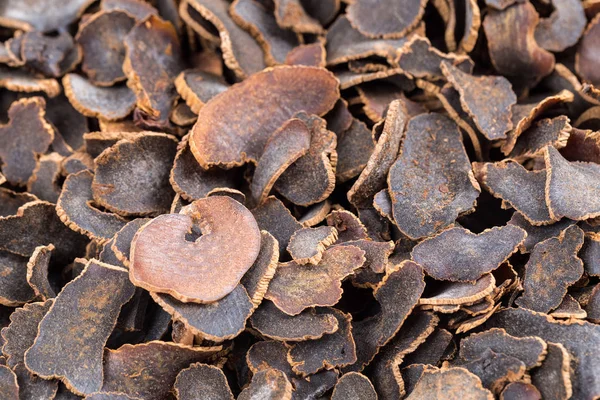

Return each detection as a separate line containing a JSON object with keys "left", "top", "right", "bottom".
{"left": 347, "top": 0, "right": 427, "bottom": 39}
{"left": 174, "top": 363, "right": 233, "bottom": 400}
{"left": 332, "top": 373, "right": 377, "bottom": 400}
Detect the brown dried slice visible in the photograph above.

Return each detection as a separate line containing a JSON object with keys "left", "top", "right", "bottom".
{"left": 534, "top": 0, "right": 586, "bottom": 52}
{"left": 460, "top": 349, "right": 526, "bottom": 394}
{"left": 412, "top": 225, "right": 526, "bottom": 282}
{"left": 265, "top": 245, "right": 365, "bottom": 315}
{"left": 516, "top": 225, "right": 584, "bottom": 313}
{"left": 500, "top": 382, "right": 541, "bottom": 400}
{"left": 131, "top": 196, "right": 260, "bottom": 303}
{"left": 388, "top": 113, "right": 480, "bottom": 240}
{"left": 76, "top": 10, "right": 136, "bottom": 86}
{"left": 349, "top": 261, "right": 425, "bottom": 372}
{"left": 25, "top": 260, "right": 135, "bottom": 396}
{"left": 17, "top": 31, "right": 76, "bottom": 78}
{"left": 123, "top": 15, "right": 183, "bottom": 129}
{"left": 508, "top": 212, "right": 574, "bottom": 253}
{"left": 250, "top": 301, "right": 338, "bottom": 341}
{"left": 545, "top": 145, "right": 600, "bottom": 220}
{"left": 0, "top": 251, "right": 36, "bottom": 306}
{"left": 93, "top": 132, "right": 178, "bottom": 216}
{"left": 0, "top": 189, "right": 37, "bottom": 217}
{"left": 26, "top": 152, "right": 62, "bottom": 203}
{"left": 173, "top": 363, "right": 233, "bottom": 400}
{"left": 174, "top": 69, "right": 229, "bottom": 114}
{"left": 26, "top": 245, "right": 56, "bottom": 300}
{"left": 406, "top": 367, "right": 493, "bottom": 400}
{"left": 530, "top": 342, "right": 572, "bottom": 400}
{"left": 151, "top": 284, "right": 253, "bottom": 341}
{"left": 291, "top": 369, "right": 338, "bottom": 400}
{"left": 63, "top": 74, "right": 136, "bottom": 121}
{"left": 250, "top": 118, "right": 311, "bottom": 206}
{"left": 298, "top": 201, "right": 331, "bottom": 227}
{"left": 357, "top": 84, "right": 414, "bottom": 123}
{"left": 101, "top": 0, "right": 158, "bottom": 21}
{"left": 419, "top": 274, "right": 495, "bottom": 306}
{"left": 0, "top": 365, "right": 18, "bottom": 400}
{"left": 252, "top": 196, "right": 302, "bottom": 254}
{"left": 483, "top": 2, "right": 555, "bottom": 83}
{"left": 576, "top": 14, "right": 600, "bottom": 86}
{"left": 560, "top": 127, "right": 600, "bottom": 163}
{"left": 335, "top": 119, "right": 375, "bottom": 183}
{"left": 348, "top": 99, "right": 409, "bottom": 208}
{"left": 231, "top": 0, "right": 300, "bottom": 65}
{"left": 85, "top": 393, "right": 140, "bottom": 400}
{"left": 189, "top": 66, "right": 338, "bottom": 169}
{"left": 0, "top": 66, "right": 61, "bottom": 97}
{"left": 551, "top": 294, "right": 587, "bottom": 319}
{"left": 441, "top": 61, "right": 515, "bottom": 141}
{"left": 0, "top": 0, "right": 94, "bottom": 32}
{"left": 273, "top": 0, "right": 322, "bottom": 34}
{"left": 402, "top": 328, "right": 453, "bottom": 366}
{"left": 285, "top": 42, "right": 326, "bottom": 67}
{"left": 326, "top": 210, "right": 368, "bottom": 243}
{"left": 241, "top": 231, "right": 279, "bottom": 308}
{"left": 340, "top": 239, "right": 395, "bottom": 274}
{"left": 12, "top": 362, "right": 58, "bottom": 400}
{"left": 0, "top": 97, "right": 54, "bottom": 185}
{"left": 347, "top": 0, "right": 426, "bottom": 39}
{"left": 510, "top": 116, "right": 572, "bottom": 160}
{"left": 101, "top": 341, "right": 221, "bottom": 400}
{"left": 247, "top": 340, "right": 295, "bottom": 380}
{"left": 110, "top": 218, "right": 151, "bottom": 268}
{"left": 170, "top": 102, "right": 197, "bottom": 127}
{"left": 287, "top": 226, "right": 337, "bottom": 265}
{"left": 331, "top": 372, "right": 377, "bottom": 400}
{"left": 585, "top": 284, "right": 600, "bottom": 322}
{"left": 238, "top": 368, "right": 292, "bottom": 400}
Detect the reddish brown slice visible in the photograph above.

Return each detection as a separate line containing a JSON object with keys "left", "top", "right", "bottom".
{"left": 460, "top": 349, "right": 526, "bottom": 394}
{"left": 510, "top": 116, "right": 572, "bottom": 160}
{"left": 247, "top": 340, "right": 295, "bottom": 381}
{"left": 240, "top": 231, "right": 279, "bottom": 308}
{"left": 238, "top": 369, "right": 292, "bottom": 400}
{"left": 406, "top": 367, "right": 493, "bottom": 400}
{"left": 576, "top": 14, "right": 600, "bottom": 86}
{"left": 26, "top": 245, "right": 56, "bottom": 300}
{"left": 500, "top": 382, "right": 541, "bottom": 400}
{"left": 131, "top": 196, "right": 261, "bottom": 303}
{"left": 336, "top": 120, "right": 375, "bottom": 183}
{"left": 551, "top": 294, "right": 587, "bottom": 319}
{"left": 285, "top": 42, "right": 326, "bottom": 67}
{"left": 347, "top": 0, "right": 427, "bottom": 39}
{"left": 332, "top": 373, "right": 377, "bottom": 400}
{"left": 534, "top": 0, "right": 586, "bottom": 52}
{"left": 189, "top": 66, "right": 339, "bottom": 169}
{"left": 174, "top": 69, "right": 229, "bottom": 114}
{"left": 326, "top": 210, "right": 368, "bottom": 243}
{"left": 25, "top": 260, "right": 135, "bottom": 396}
{"left": 252, "top": 196, "right": 303, "bottom": 254}
{"left": 287, "top": 226, "right": 338, "bottom": 265}
{"left": 101, "top": 0, "right": 158, "bottom": 21}
{"left": 411, "top": 225, "right": 526, "bottom": 282}
{"left": 110, "top": 218, "right": 151, "bottom": 268}
{"left": 174, "top": 363, "right": 233, "bottom": 400}
{"left": 560, "top": 127, "right": 600, "bottom": 163}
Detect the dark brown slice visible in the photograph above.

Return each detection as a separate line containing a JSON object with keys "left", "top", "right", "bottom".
{"left": 534, "top": 0, "right": 586, "bottom": 52}
{"left": 101, "top": 341, "right": 221, "bottom": 400}
{"left": 388, "top": 113, "right": 480, "bottom": 239}
{"left": 339, "top": 239, "right": 395, "bottom": 274}
{"left": 92, "top": 132, "right": 178, "bottom": 216}
{"left": 265, "top": 245, "right": 365, "bottom": 315}
{"left": 285, "top": 42, "right": 326, "bottom": 67}
{"left": 0, "top": 66, "right": 61, "bottom": 98}
{"left": 85, "top": 393, "right": 140, "bottom": 400}
{"left": 0, "top": 251, "right": 36, "bottom": 306}
{"left": 0, "top": 0, "right": 94, "bottom": 32}
{"left": 239, "top": 368, "right": 292, "bottom": 400}
{"left": 174, "top": 69, "right": 229, "bottom": 114}
{"left": 0, "top": 365, "right": 18, "bottom": 400}
{"left": 335, "top": 120, "right": 375, "bottom": 183}
{"left": 460, "top": 349, "right": 526, "bottom": 394}
{"left": 356, "top": 84, "right": 414, "bottom": 124}
{"left": 530, "top": 342, "right": 572, "bottom": 400}
{"left": 510, "top": 116, "right": 572, "bottom": 161}
{"left": 252, "top": 196, "right": 303, "bottom": 254}
{"left": 25, "top": 260, "right": 135, "bottom": 396}
{"left": 247, "top": 340, "right": 295, "bottom": 381}
{"left": 508, "top": 212, "right": 575, "bottom": 253}
{"left": 331, "top": 372, "right": 377, "bottom": 400}
{"left": 189, "top": 66, "right": 338, "bottom": 169}
{"left": 406, "top": 367, "right": 493, "bottom": 400}
{"left": 400, "top": 364, "right": 429, "bottom": 397}
{"left": 500, "top": 382, "right": 541, "bottom": 400}
{"left": 26, "top": 245, "right": 56, "bottom": 300}
{"left": 76, "top": 10, "right": 136, "bottom": 86}
{"left": 347, "top": 0, "right": 426, "bottom": 39}
{"left": 130, "top": 196, "right": 261, "bottom": 303}
{"left": 240, "top": 231, "right": 279, "bottom": 309}
{"left": 516, "top": 225, "right": 584, "bottom": 313}
{"left": 26, "top": 153, "right": 62, "bottom": 203}
{"left": 560, "top": 127, "right": 600, "bottom": 163}
{"left": 411, "top": 225, "right": 526, "bottom": 282}
{"left": 326, "top": 210, "right": 368, "bottom": 243}
{"left": 17, "top": 30, "right": 77, "bottom": 77}
{"left": 288, "top": 308, "right": 356, "bottom": 376}
{"left": 0, "top": 189, "right": 36, "bottom": 217}
{"left": 173, "top": 363, "right": 233, "bottom": 400}
{"left": 287, "top": 226, "right": 337, "bottom": 265}
{"left": 402, "top": 328, "right": 453, "bottom": 366}
{"left": 101, "top": 0, "right": 158, "bottom": 21}
{"left": 551, "top": 294, "right": 587, "bottom": 319}
{"left": 273, "top": 0, "right": 323, "bottom": 34}
{"left": 12, "top": 362, "right": 58, "bottom": 400}
{"left": 291, "top": 369, "right": 338, "bottom": 400}
{"left": 110, "top": 218, "right": 151, "bottom": 268}
{"left": 419, "top": 274, "right": 495, "bottom": 306}
{"left": 576, "top": 14, "right": 600, "bottom": 86}
{"left": 298, "top": 201, "right": 331, "bottom": 228}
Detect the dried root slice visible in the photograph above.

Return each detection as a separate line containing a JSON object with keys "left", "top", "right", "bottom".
{"left": 101, "top": 0, "right": 158, "bottom": 21}
{"left": 534, "top": 0, "right": 586, "bottom": 52}
{"left": 110, "top": 218, "right": 151, "bottom": 267}
{"left": 24, "top": 260, "right": 135, "bottom": 396}
{"left": 347, "top": 0, "right": 427, "bottom": 39}
{"left": 576, "top": 14, "right": 600, "bottom": 86}
{"left": 174, "top": 69, "right": 229, "bottom": 114}
{"left": 26, "top": 153, "right": 62, "bottom": 203}
{"left": 285, "top": 42, "right": 326, "bottom": 67}
{"left": 0, "top": 189, "right": 37, "bottom": 218}
{"left": 420, "top": 274, "right": 496, "bottom": 306}
{"left": 551, "top": 294, "right": 587, "bottom": 319}
{"left": 26, "top": 245, "right": 56, "bottom": 300}
{"left": 247, "top": 340, "right": 295, "bottom": 381}
{"left": 459, "top": 349, "right": 526, "bottom": 394}
{"left": 500, "top": 382, "right": 541, "bottom": 400}
{"left": 331, "top": 372, "right": 377, "bottom": 400}
{"left": 0, "top": 66, "right": 61, "bottom": 97}
{"left": 273, "top": 0, "right": 323, "bottom": 34}
{"left": 560, "top": 127, "right": 600, "bottom": 163}
{"left": 298, "top": 201, "right": 331, "bottom": 228}
{"left": 0, "top": 365, "right": 18, "bottom": 400}
{"left": 326, "top": 210, "right": 368, "bottom": 243}
{"left": 402, "top": 327, "right": 453, "bottom": 366}
{"left": 0, "top": 251, "right": 36, "bottom": 306}
{"left": 406, "top": 367, "right": 493, "bottom": 400}
{"left": 0, "top": 0, "right": 94, "bottom": 32}
{"left": 241, "top": 231, "right": 279, "bottom": 309}
{"left": 335, "top": 119, "right": 375, "bottom": 183}
{"left": 508, "top": 212, "right": 575, "bottom": 253}
{"left": 287, "top": 226, "right": 337, "bottom": 265}
{"left": 252, "top": 196, "right": 303, "bottom": 254}
{"left": 531, "top": 343, "right": 573, "bottom": 400}
{"left": 174, "top": 363, "right": 233, "bottom": 400}
{"left": 238, "top": 368, "right": 292, "bottom": 400}
{"left": 85, "top": 393, "right": 141, "bottom": 400}
{"left": 510, "top": 116, "right": 572, "bottom": 161}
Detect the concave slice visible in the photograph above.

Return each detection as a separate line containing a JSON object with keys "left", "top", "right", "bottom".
{"left": 130, "top": 196, "right": 261, "bottom": 303}
{"left": 331, "top": 373, "right": 377, "bottom": 400}
{"left": 388, "top": 113, "right": 480, "bottom": 240}
{"left": 238, "top": 368, "right": 292, "bottom": 400}
{"left": 560, "top": 127, "right": 600, "bottom": 163}
{"left": 27, "top": 152, "right": 63, "bottom": 203}
{"left": 287, "top": 226, "right": 337, "bottom": 265}
{"left": 26, "top": 244, "right": 56, "bottom": 300}
{"left": 110, "top": 218, "right": 151, "bottom": 268}
{"left": 0, "top": 251, "right": 36, "bottom": 306}
{"left": 419, "top": 274, "right": 495, "bottom": 306}
{"left": 247, "top": 340, "right": 295, "bottom": 381}
{"left": 534, "top": 0, "right": 586, "bottom": 52}
{"left": 576, "top": 14, "right": 600, "bottom": 86}
{"left": 174, "top": 69, "right": 229, "bottom": 114}
{"left": 347, "top": 0, "right": 427, "bottom": 39}
{"left": 510, "top": 116, "right": 572, "bottom": 160}
{"left": 273, "top": 0, "right": 322, "bottom": 34}
{"left": 406, "top": 367, "right": 493, "bottom": 400}
{"left": 189, "top": 66, "right": 338, "bottom": 169}
{"left": 240, "top": 231, "right": 279, "bottom": 308}
{"left": 516, "top": 224, "right": 584, "bottom": 313}
{"left": 252, "top": 196, "right": 302, "bottom": 254}
{"left": 459, "top": 349, "right": 526, "bottom": 394}
{"left": 326, "top": 210, "right": 368, "bottom": 243}
{"left": 551, "top": 293, "right": 587, "bottom": 319}
{"left": 0, "top": 0, "right": 94, "bottom": 32}
{"left": 25, "top": 260, "right": 135, "bottom": 396}
{"left": 101, "top": 0, "right": 158, "bottom": 21}
{"left": 335, "top": 120, "right": 375, "bottom": 183}
{"left": 174, "top": 363, "right": 233, "bottom": 400}
{"left": 0, "top": 66, "right": 61, "bottom": 98}
{"left": 290, "top": 369, "right": 338, "bottom": 400}
{"left": 401, "top": 327, "right": 453, "bottom": 366}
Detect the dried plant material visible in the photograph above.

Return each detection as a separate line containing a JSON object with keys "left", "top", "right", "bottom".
{"left": 247, "top": 340, "right": 295, "bottom": 380}
{"left": 26, "top": 245, "right": 56, "bottom": 300}
{"left": 287, "top": 226, "right": 337, "bottom": 265}
{"left": 402, "top": 328, "right": 453, "bottom": 366}
{"left": 290, "top": 369, "right": 338, "bottom": 400}
{"left": 85, "top": 393, "right": 140, "bottom": 400}
{"left": 388, "top": 113, "right": 480, "bottom": 240}
{"left": 285, "top": 42, "right": 326, "bottom": 67}
{"left": 123, "top": 15, "right": 183, "bottom": 129}
{"left": 0, "top": 365, "right": 18, "bottom": 400}
{"left": 170, "top": 102, "right": 196, "bottom": 127}
{"left": 0, "top": 250, "right": 35, "bottom": 306}
{"left": 500, "top": 382, "right": 541, "bottom": 400}
{"left": 335, "top": 119, "right": 375, "bottom": 183}
{"left": 460, "top": 349, "right": 526, "bottom": 394}
{"left": 551, "top": 294, "right": 587, "bottom": 319}
{"left": 25, "top": 260, "right": 135, "bottom": 396}
{"left": 412, "top": 225, "right": 526, "bottom": 282}
{"left": 131, "top": 196, "right": 261, "bottom": 303}
{"left": 357, "top": 84, "right": 414, "bottom": 124}
{"left": 63, "top": 74, "right": 136, "bottom": 121}
{"left": 441, "top": 62, "right": 515, "bottom": 141}
{"left": 0, "top": 0, "right": 95, "bottom": 32}
{"left": 174, "top": 363, "right": 233, "bottom": 400}
{"left": 348, "top": 99, "right": 409, "bottom": 208}
{"left": 181, "top": 0, "right": 266, "bottom": 79}
{"left": 350, "top": 261, "right": 425, "bottom": 372}
{"left": 76, "top": 10, "right": 136, "bottom": 86}
{"left": 508, "top": 212, "right": 574, "bottom": 253}
{"left": 152, "top": 285, "right": 253, "bottom": 341}
{"left": 530, "top": 342, "right": 572, "bottom": 400}
{"left": 347, "top": 0, "right": 426, "bottom": 39}
{"left": 241, "top": 231, "right": 279, "bottom": 308}
{"left": 250, "top": 301, "right": 338, "bottom": 341}
{"left": 406, "top": 367, "right": 493, "bottom": 400}
{"left": 576, "top": 14, "right": 600, "bottom": 86}
{"left": 110, "top": 218, "right": 151, "bottom": 267}
{"left": 250, "top": 118, "right": 311, "bottom": 206}
{"left": 420, "top": 274, "right": 495, "bottom": 306}
{"left": 12, "top": 362, "right": 58, "bottom": 400}
{"left": 26, "top": 153, "right": 62, "bottom": 203}
{"left": 101, "top": 341, "right": 221, "bottom": 400}
{"left": 331, "top": 372, "right": 376, "bottom": 400}
{"left": 15, "top": 31, "right": 77, "bottom": 78}
{"left": 174, "top": 69, "right": 229, "bottom": 114}
{"left": 0, "top": 97, "right": 54, "bottom": 185}
{"left": 101, "top": 0, "right": 158, "bottom": 20}
{"left": 93, "top": 133, "right": 178, "bottom": 216}
{"left": 298, "top": 201, "right": 331, "bottom": 228}
{"left": 510, "top": 116, "right": 572, "bottom": 160}
{"left": 0, "top": 66, "right": 61, "bottom": 97}
{"left": 273, "top": 0, "right": 323, "bottom": 34}
{"left": 190, "top": 66, "right": 338, "bottom": 169}
{"left": 231, "top": 0, "right": 300, "bottom": 65}
{"left": 265, "top": 245, "right": 365, "bottom": 315}
{"left": 560, "top": 127, "right": 600, "bottom": 163}
{"left": 340, "top": 239, "right": 395, "bottom": 275}
{"left": 0, "top": 189, "right": 36, "bottom": 217}
{"left": 534, "top": 0, "right": 586, "bottom": 52}
{"left": 545, "top": 145, "right": 600, "bottom": 220}
{"left": 516, "top": 225, "right": 584, "bottom": 313}
{"left": 326, "top": 210, "right": 368, "bottom": 243}
{"left": 238, "top": 368, "right": 292, "bottom": 400}
{"left": 252, "top": 196, "right": 303, "bottom": 254}
{"left": 483, "top": 2, "right": 555, "bottom": 83}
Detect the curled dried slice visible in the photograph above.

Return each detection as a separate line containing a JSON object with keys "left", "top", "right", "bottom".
{"left": 151, "top": 285, "right": 253, "bottom": 341}
{"left": 460, "top": 349, "right": 526, "bottom": 394}
{"left": 174, "top": 363, "right": 233, "bottom": 400}
{"left": 0, "top": 0, "right": 94, "bottom": 32}
{"left": 291, "top": 369, "right": 338, "bottom": 400}
{"left": 0, "top": 251, "right": 36, "bottom": 306}
{"left": 331, "top": 373, "right": 376, "bottom": 400}
{"left": 340, "top": 239, "right": 394, "bottom": 275}
{"left": 63, "top": 74, "right": 136, "bottom": 121}
{"left": 252, "top": 196, "right": 302, "bottom": 254}
{"left": 510, "top": 116, "right": 572, "bottom": 160}
{"left": 508, "top": 212, "right": 574, "bottom": 253}
{"left": 560, "top": 127, "right": 600, "bottom": 163}
{"left": 576, "top": 14, "right": 600, "bottom": 86}
{"left": 326, "top": 211, "right": 368, "bottom": 244}
{"left": 273, "top": 0, "right": 322, "bottom": 34}
{"left": 335, "top": 119, "right": 375, "bottom": 183}
{"left": 287, "top": 226, "right": 337, "bottom": 265}
{"left": 347, "top": 0, "right": 426, "bottom": 39}
{"left": 0, "top": 66, "right": 61, "bottom": 97}
{"left": 57, "top": 170, "right": 128, "bottom": 241}
{"left": 516, "top": 224, "right": 584, "bottom": 313}
{"left": 25, "top": 260, "right": 135, "bottom": 396}
{"left": 500, "top": 382, "right": 541, "bottom": 400}
{"left": 92, "top": 132, "right": 178, "bottom": 216}
{"left": 131, "top": 196, "right": 261, "bottom": 303}
{"left": 0, "top": 97, "right": 54, "bottom": 186}
{"left": 241, "top": 231, "right": 279, "bottom": 308}
{"left": 388, "top": 113, "right": 480, "bottom": 240}
{"left": 441, "top": 61, "right": 515, "bottom": 141}
{"left": 406, "top": 367, "right": 493, "bottom": 400}
{"left": 530, "top": 343, "right": 572, "bottom": 400}
{"left": 110, "top": 218, "right": 151, "bottom": 267}
{"left": 0, "top": 189, "right": 36, "bottom": 217}
{"left": 101, "top": 0, "right": 158, "bottom": 21}
{"left": 299, "top": 201, "right": 331, "bottom": 228}
{"left": 0, "top": 366, "right": 18, "bottom": 400}
{"left": 545, "top": 145, "right": 600, "bottom": 220}
{"left": 174, "top": 69, "right": 229, "bottom": 114}
{"left": 249, "top": 301, "right": 338, "bottom": 341}
{"left": 101, "top": 341, "right": 221, "bottom": 400}
{"left": 586, "top": 284, "right": 600, "bottom": 321}
{"left": 27, "top": 152, "right": 62, "bottom": 203}
{"left": 238, "top": 368, "right": 292, "bottom": 400}
{"left": 265, "top": 245, "right": 365, "bottom": 315}
{"left": 402, "top": 327, "right": 453, "bottom": 366}
{"left": 26, "top": 245, "right": 56, "bottom": 300}
{"left": 76, "top": 10, "right": 136, "bottom": 86}
{"left": 420, "top": 274, "right": 495, "bottom": 306}
{"left": 534, "top": 0, "right": 586, "bottom": 52}
{"left": 411, "top": 225, "right": 526, "bottom": 282}
{"left": 189, "top": 66, "right": 339, "bottom": 169}
{"left": 247, "top": 340, "right": 295, "bottom": 380}
{"left": 285, "top": 42, "right": 326, "bottom": 67}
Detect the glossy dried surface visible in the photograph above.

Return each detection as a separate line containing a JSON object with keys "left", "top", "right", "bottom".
{"left": 174, "top": 363, "right": 233, "bottom": 400}
{"left": 500, "top": 382, "right": 541, "bottom": 400}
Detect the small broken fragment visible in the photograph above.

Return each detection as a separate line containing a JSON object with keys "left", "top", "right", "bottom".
{"left": 287, "top": 226, "right": 337, "bottom": 265}
{"left": 26, "top": 153, "right": 63, "bottom": 203}
{"left": 331, "top": 372, "right": 377, "bottom": 400}
{"left": 240, "top": 231, "right": 279, "bottom": 308}
{"left": 110, "top": 218, "right": 152, "bottom": 267}
{"left": 238, "top": 368, "right": 292, "bottom": 400}
{"left": 406, "top": 367, "right": 493, "bottom": 400}
{"left": 173, "top": 363, "right": 233, "bottom": 400}
{"left": 347, "top": 0, "right": 426, "bottom": 38}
